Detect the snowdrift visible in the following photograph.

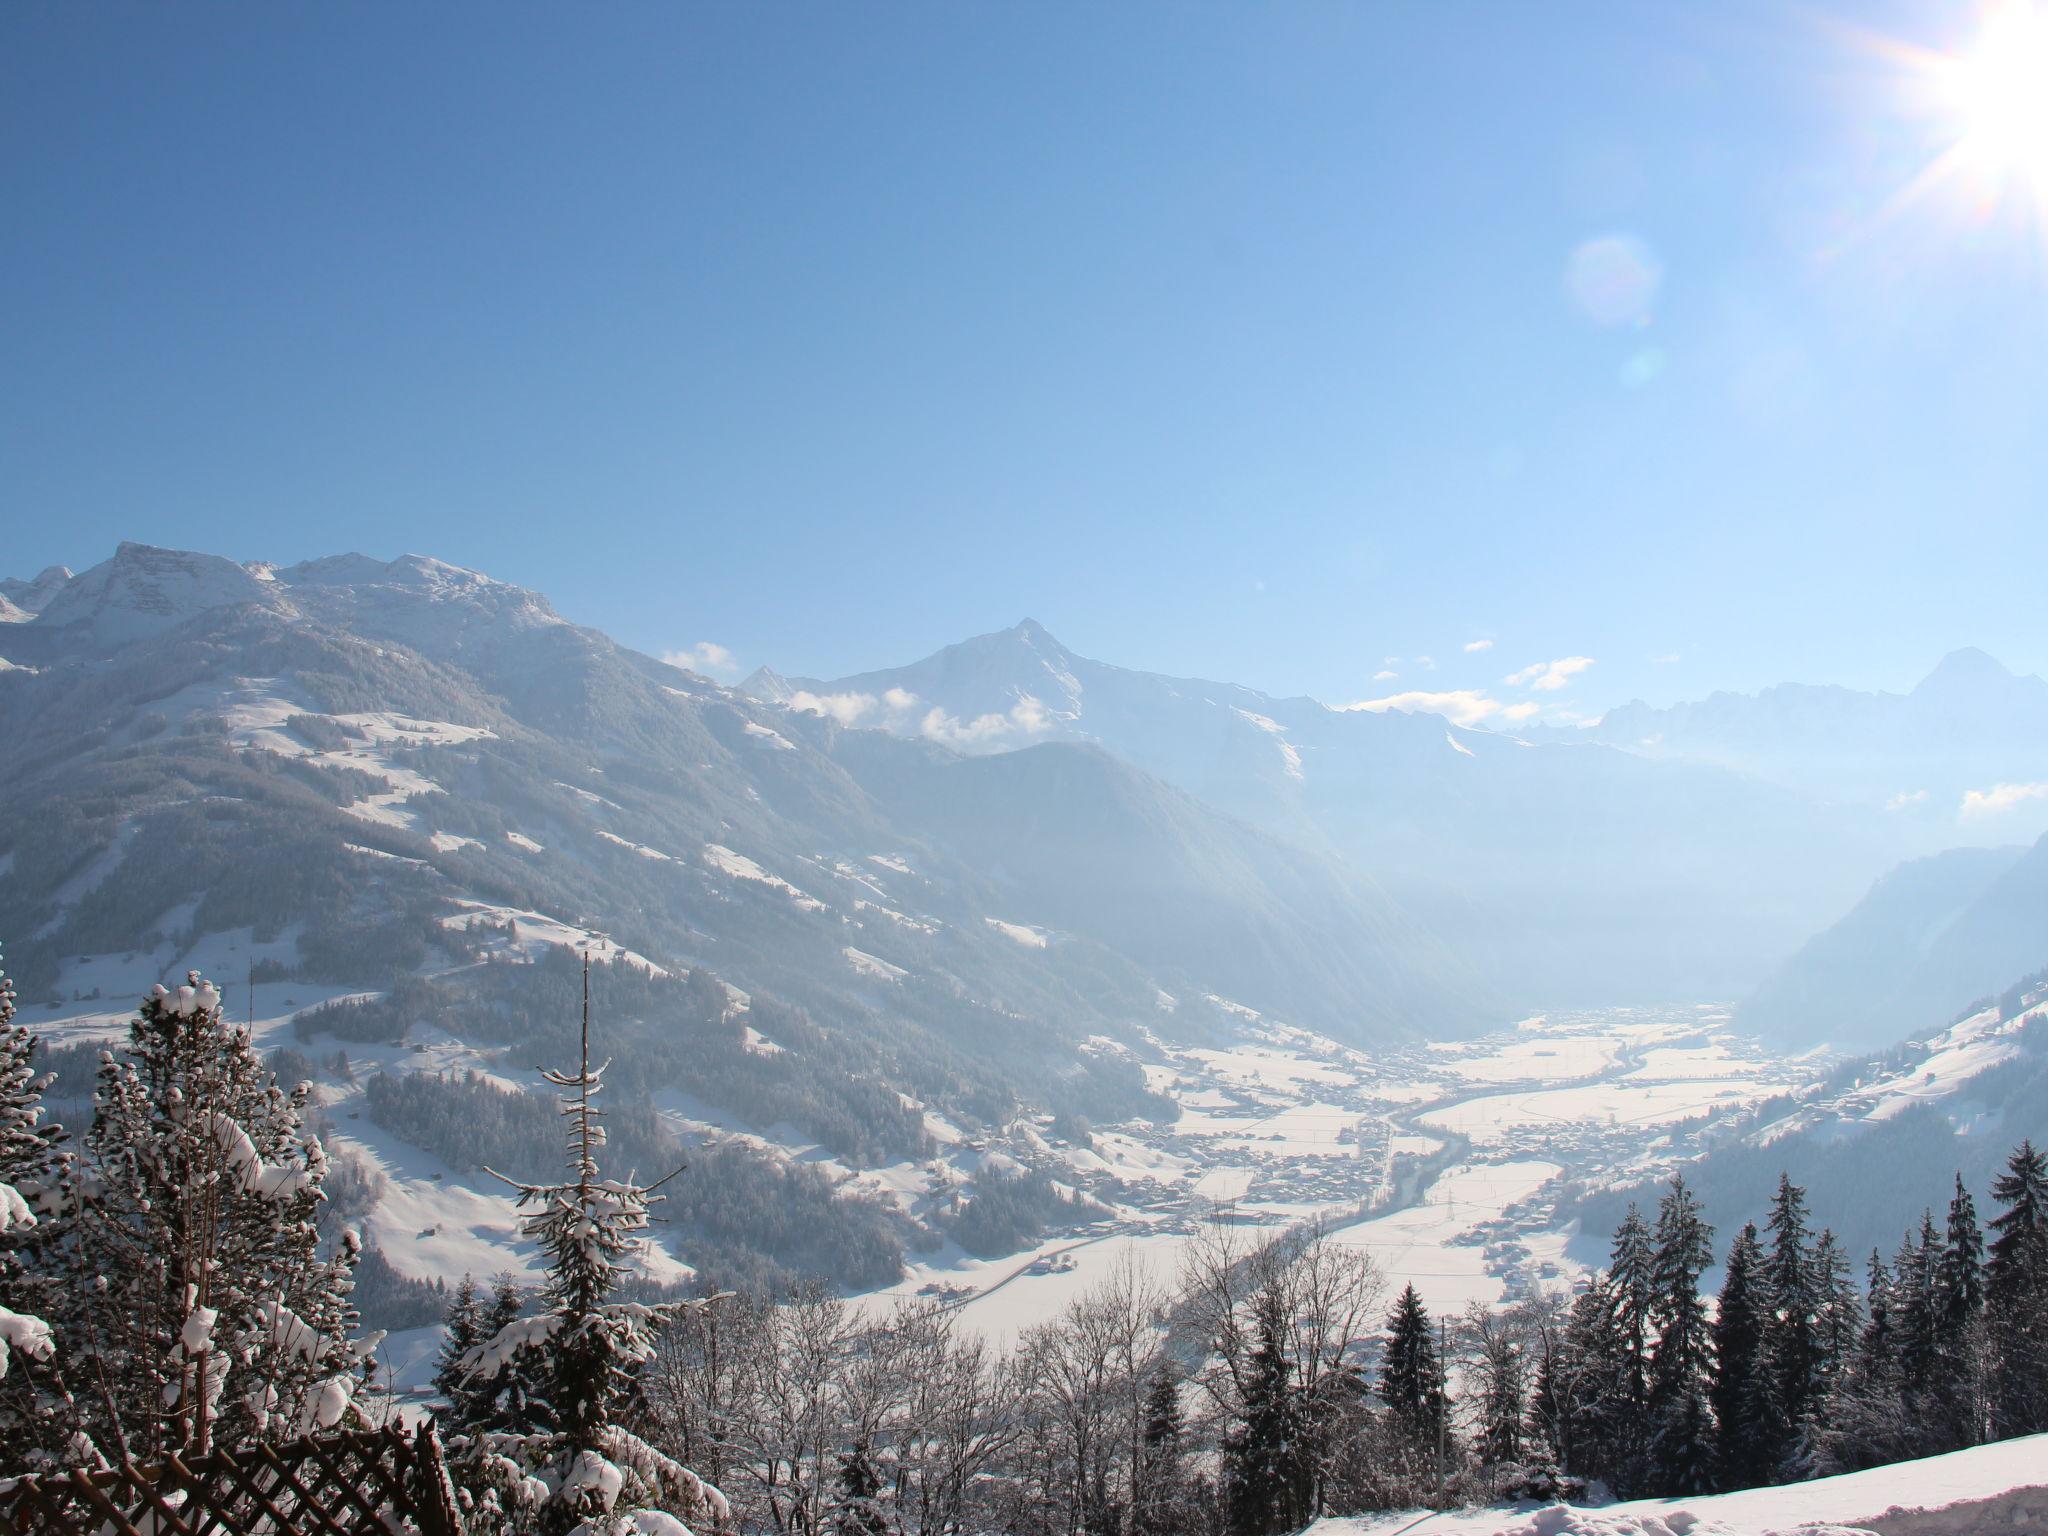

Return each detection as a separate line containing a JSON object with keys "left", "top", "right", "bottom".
{"left": 1308, "top": 1432, "right": 2048, "bottom": 1534}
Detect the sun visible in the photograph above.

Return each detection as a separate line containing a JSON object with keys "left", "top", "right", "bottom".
{"left": 1936, "top": 1, "right": 2048, "bottom": 193}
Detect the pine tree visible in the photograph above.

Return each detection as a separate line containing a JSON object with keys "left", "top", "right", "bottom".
{"left": 1377, "top": 1283, "right": 1448, "bottom": 1459}
{"left": 1986, "top": 1140, "right": 2048, "bottom": 1437}
{"left": 1224, "top": 1288, "right": 1306, "bottom": 1536}
{"left": 1710, "top": 1223, "right": 1780, "bottom": 1492}
{"left": 68, "top": 974, "right": 369, "bottom": 1462}
{"left": 1608, "top": 1204, "right": 1655, "bottom": 1423}
{"left": 828, "top": 1441, "right": 888, "bottom": 1536}
{"left": 435, "top": 1274, "right": 485, "bottom": 1426}
{"left": 1791, "top": 1228, "right": 1861, "bottom": 1479}
{"left": 1764, "top": 1172, "right": 1818, "bottom": 1463}
{"left": 1928, "top": 1174, "right": 1986, "bottom": 1449}
{"left": 1133, "top": 1366, "right": 1189, "bottom": 1536}
{"left": 1815, "top": 1248, "right": 1908, "bottom": 1474}
{"left": 451, "top": 955, "right": 726, "bottom": 1536}
{"left": 1645, "top": 1176, "right": 1715, "bottom": 1495}
{"left": 0, "top": 942, "right": 69, "bottom": 1467}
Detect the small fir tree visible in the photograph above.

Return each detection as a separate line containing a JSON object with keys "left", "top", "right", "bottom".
{"left": 452, "top": 954, "right": 727, "bottom": 1536}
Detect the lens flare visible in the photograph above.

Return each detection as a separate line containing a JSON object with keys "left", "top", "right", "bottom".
{"left": 1939, "top": 1, "right": 2048, "bottom": 193}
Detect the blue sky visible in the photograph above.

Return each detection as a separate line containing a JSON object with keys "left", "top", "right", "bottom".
{"left": 5, "top": 2, "right": 2046, "bottom": 719}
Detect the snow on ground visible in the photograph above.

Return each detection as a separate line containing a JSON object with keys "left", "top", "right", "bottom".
{"left": 1310, "top": 1432, "right": 2048, "bottom": 1535}
{"left": 598, "top": 829, "right": 674, "bottom": 860}
{"left": 1437, "top": 1035, "right": 1623, "bottom": 1085}
{"left": 742, "top": 721, "right": 796, "bottom": 750}
{"left": 506, "top": 831, "right": 545, "bottom": 852}
{"left": 1325, "top": 1160, "right": 1560, "bottom": 1314}
{"left": 984, "top": 917, "right": 1051, "bottom": 948}
{"left": 842, "top": 946, "right": 908, "bottom": 982}
{"left": 1418, "top": 1080, "right": 1778, "bottom": 1146}
{"left": 440, "top": 900, "right": 669, "bottom": 975}
{"left": 1620, "top": 1043, "right": 1770, "bottom": 1082}
{"left": 1856, "top": 1002, "right": 2029, "bottom": 1122}
{"left": 700, "top": 844, "right": 829, "bottom": 912}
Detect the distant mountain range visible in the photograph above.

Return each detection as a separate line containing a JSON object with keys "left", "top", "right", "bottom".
{"left": 0, "top": 545, "right": 1486, "bottom": 1107}
{"left": 1539, "top": 646, "right": 2048, "bottom": 830}
{"left": 6, "top": 543, "right": 2044, "bottom": 1066}
{"left": 755, "top": 622, "right": 1930, "bottom": 1005}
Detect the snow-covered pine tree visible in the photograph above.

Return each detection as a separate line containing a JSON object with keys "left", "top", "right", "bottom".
{"left": 437, "top": 1274, "right": 486, "bottom": 1425}
{"left": 69, "top": 973, "right": 371, "bottom": 1462}
{"left": 0, "top": 941, "right": 68, "bottom": 1467}
{"left": 1645, "top": 1175, "right": 1715, "bottom": 1496}
{"left": 826, "top": 1442, "right": 887, "bottom": 1536}
{"left": 1709, "top": 1222, "right": 1779, "bottom": 1492}
{"left": 454, "top": 953, "right": 728, "bottom": 1536}
{"left": 1986, "top": 1139, "right": 2048, "bottom": 1437}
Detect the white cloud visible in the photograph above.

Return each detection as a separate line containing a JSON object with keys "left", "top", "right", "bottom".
{"left": 1500, "top": 701, "right": 1542, "bottom": 722}
{"left": 1373, "top": 668, "right": 1399, "bottom": 681}
{"left": 1416, "top": 655, "right": 1437, "bottom": 671}
{"left": 787, "top": 688, "right": 923, "bottom": 729}
{"left": 1650, "top": 651, "right": 1682, "bottom": 665}
{"left": 920, "top": 696, "right": 1054, "bottom": 748}
{"left": 1341, "top": 689, "right": 1501, "bottom": 727}
{"left": 788, "top": 690, "right": 878, "bottom": 727}
{"left": 662, "top": 641, "right": 740, "bottom": 681}
{"left": 1960, "top": 781, "right": 2048, "bottom": 817}
{"left": 1463, "top": 638, "right": 1494, "bottom": 653}
{"left": 1886, "top": 789, "right": 1930, "bottom": 812}
{"left": 1504, "top": 656, "right": 1596, "bottom": 692}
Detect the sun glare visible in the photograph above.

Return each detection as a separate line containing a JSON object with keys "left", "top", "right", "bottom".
{"left": 1940, "top": 1, "right": 2048, "bottom": 189}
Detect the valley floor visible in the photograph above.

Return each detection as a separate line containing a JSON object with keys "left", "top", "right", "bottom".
{"left": 855, "top": 1002, "right": 1813, "bottom": 1342}
{"left": 26, "top": 937, "right": 1821, "bottom": 1358}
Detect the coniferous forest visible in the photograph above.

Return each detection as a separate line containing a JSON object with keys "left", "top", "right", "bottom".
{"left": 4, "top": 938, "right": 2047, "bottom": 1535}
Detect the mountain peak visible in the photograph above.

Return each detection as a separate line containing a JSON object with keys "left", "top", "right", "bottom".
{"left": 34, "top": 543, "right": 290, "bottom": 646}
{"left": 1915, "top": 647, "right": 2012, "bottom": 691}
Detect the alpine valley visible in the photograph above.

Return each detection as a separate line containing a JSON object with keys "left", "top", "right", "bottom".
{"left": 3, "top": 542, "right": 2045, "bottom": 1332}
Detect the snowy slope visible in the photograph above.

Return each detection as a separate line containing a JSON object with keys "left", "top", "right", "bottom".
{"left": 1311, "top": 1432, "right": 2048, "bottom": 1535}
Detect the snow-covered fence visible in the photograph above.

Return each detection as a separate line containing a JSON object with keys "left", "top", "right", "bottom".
{"left": 0, "top": 1422, "right": 463, "bottom": 1536}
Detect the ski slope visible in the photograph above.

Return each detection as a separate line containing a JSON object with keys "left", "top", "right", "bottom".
{"left": 1310, "top": 1432, "right": 2048, "bottom": 1534}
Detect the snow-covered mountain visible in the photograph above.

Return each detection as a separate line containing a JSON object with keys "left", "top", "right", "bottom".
{"left": 754, "top": 621, "right": 1907, "bottom": 1004}
{"left": 0, "top": 544, "right": 1488, "bottom": 1056}
{"left": 1552, "top": 647, "right": 2048, "bottom": 836}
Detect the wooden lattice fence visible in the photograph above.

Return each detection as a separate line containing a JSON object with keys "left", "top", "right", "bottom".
{"left": 0, "top": 1422, "right": 464, "bottom": 1536}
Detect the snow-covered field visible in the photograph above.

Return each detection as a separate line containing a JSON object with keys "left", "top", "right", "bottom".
{"left": 27, "top": 936, "right": 1830, "bottom": 1348}
{"left": 1310, "top": 1431, "right": 2048, "bottom": 1535}
{"left": 846, "top": 1004, "right": 1822, "bottom": 1340}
